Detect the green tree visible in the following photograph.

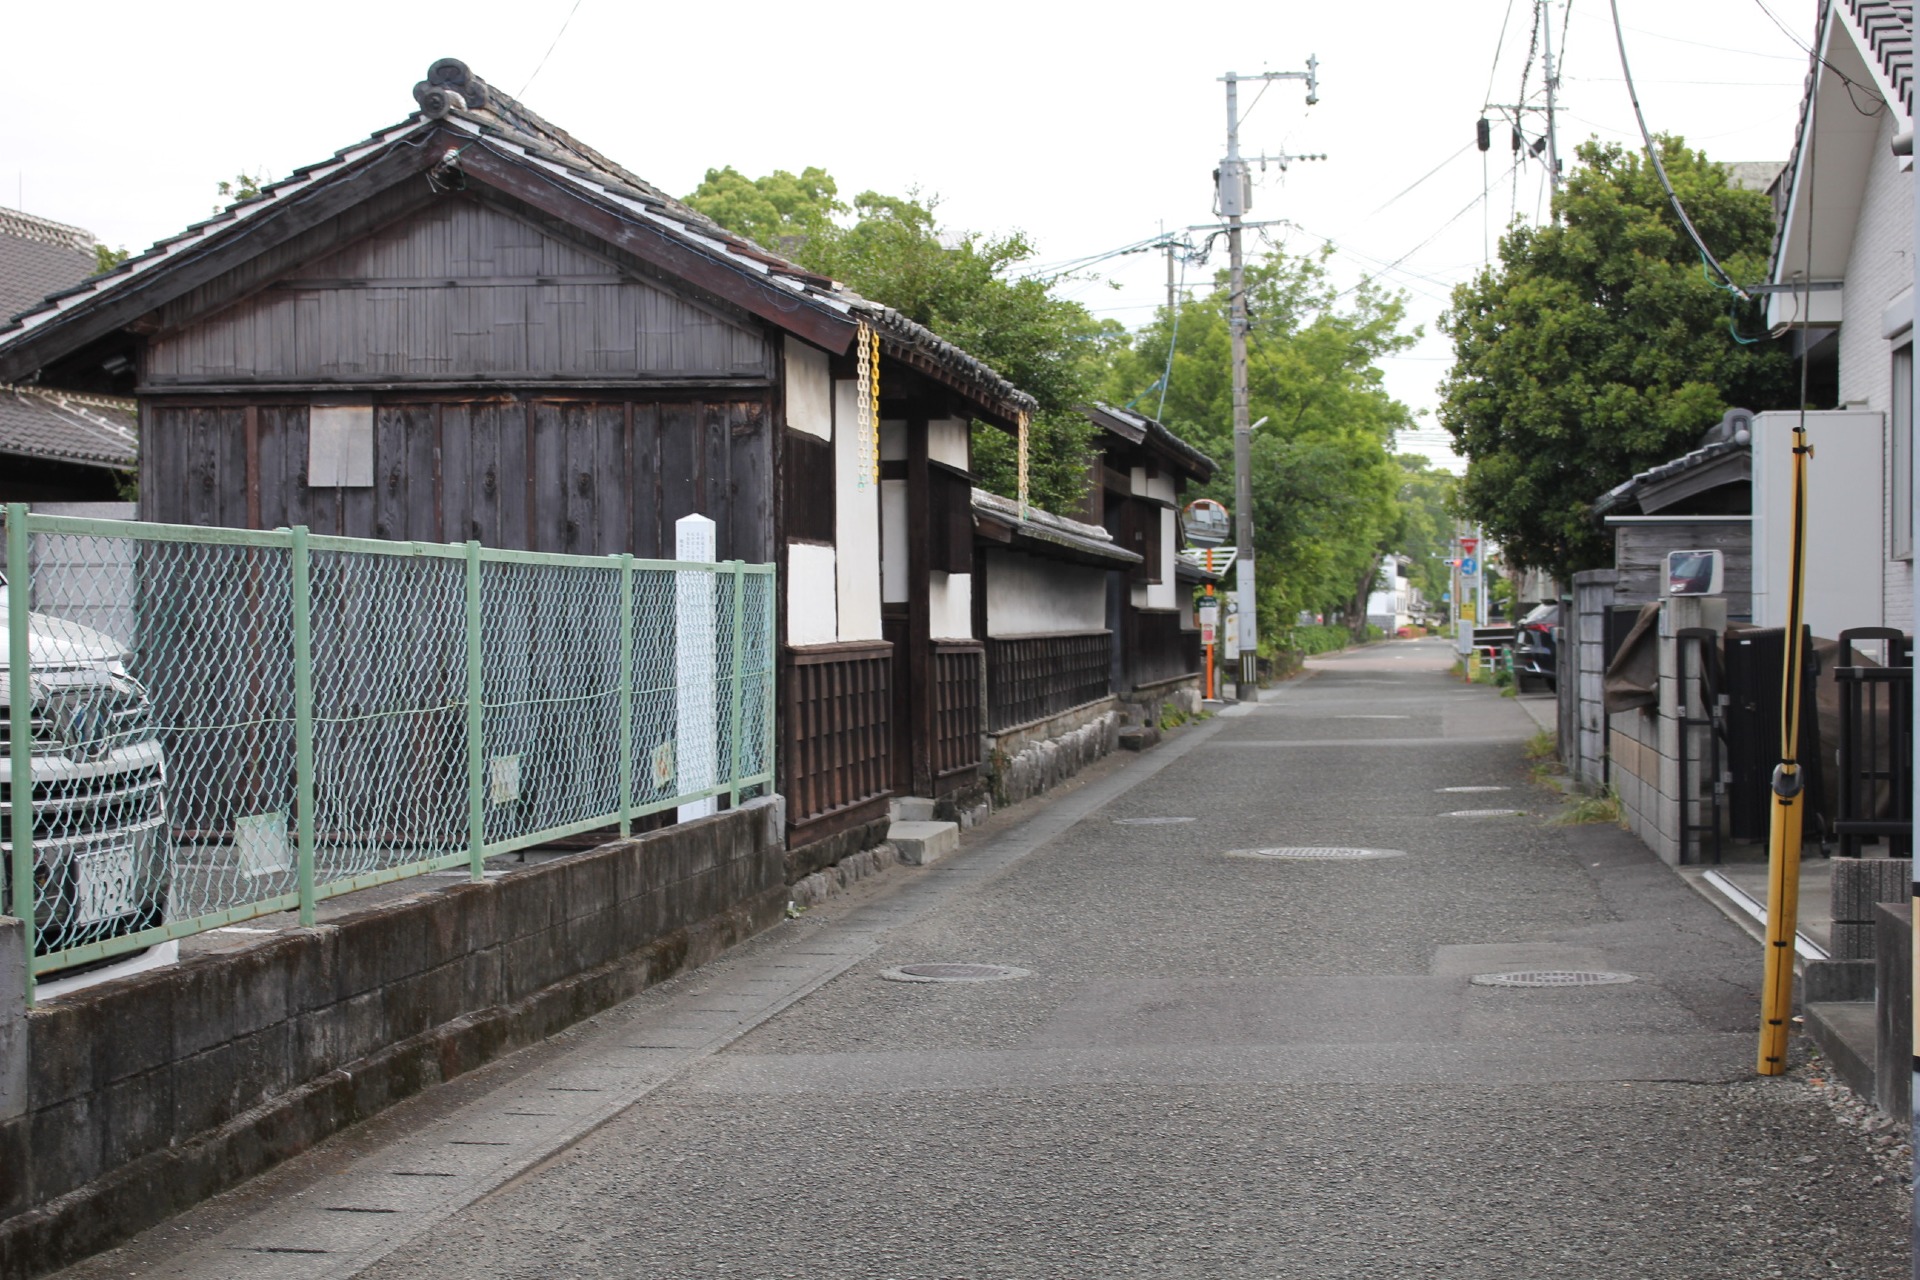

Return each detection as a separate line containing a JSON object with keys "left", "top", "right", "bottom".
{"left": 1387, "top": 453, "right": 1458, "bottom": 606}
{"left": 1439, "top": 137, "right": 1795, "bottom": 580}
{"left": 215, "top": 171, "right": 265, "bottom": 212}
{"left": 1102, "top": 245, "right": 1420, "bottom": 641}
{"left": 684, "top": 171, "right": 1120, "bottom": 512}
{"left": 92, "top": 244, "right": 129, "bottom": 274}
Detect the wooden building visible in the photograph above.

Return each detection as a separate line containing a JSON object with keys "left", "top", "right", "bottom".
{"left": 0, "top": 207, "right": 136, "bottom": 501}
{"left": 1082, "top": 403, "right": 1217, "bottom": 704}
{"left": 0, "top": 58, "right": 1037, "bottom": 856}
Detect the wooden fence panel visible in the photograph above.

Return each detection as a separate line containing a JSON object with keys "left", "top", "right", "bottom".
{"left": 986, "top": 632, "right": 1112, "bottom": 731}
{"left": 783, "top": 642, "right": 893, "bottom": 829}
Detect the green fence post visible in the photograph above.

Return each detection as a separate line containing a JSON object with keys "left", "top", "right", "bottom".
{"left": 726, "top": 561, "right": 747, "bottom": 808}
{"left": 618, "top": 554, "right": 635, "bottom": 838}
{"left": 6, "top": 506, "right": 37, "bottom": 1006}
{"left": 763, "top": 567, "right": 777, "bottom": 800}
{"left": 290, "top": 525, "right": 318, "bottom": 928}
{"left": 465, "top": 541, "right": 485, "bottom": 881}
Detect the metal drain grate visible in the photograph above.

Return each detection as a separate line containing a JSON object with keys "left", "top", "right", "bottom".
{"left": 1224, "top": 846, "right": 1406, "bottom": 860}
{"left": 1113, "top": 816, "right": 1195, "bottom": 826}
{"left": 880, "top": 963, "right": 1031, "bottom": 984}
{"left": 1444, "top": 808, "right": 1525, "bottom": 817}
{"left": 1471, "top": 970, "right": 1638, "bottom": 988}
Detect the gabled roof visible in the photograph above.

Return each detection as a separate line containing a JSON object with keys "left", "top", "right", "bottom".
{"left": 1083, "top": 402, "right": 1217, "bottom": 483}
{"left": 0, "top": 207, "right": 96, "bottom": 329}
{"left": 1766, "top": 0, "right": 1914, "bottom": 327}
{"left": 972, "top": 488, "right": 1140, "bottom": 567}
{"left": 1591, "top": 437, "right": 1750, "bottom": 518}
{"left": 0, "top": 59, "right": 1038, "bottom": 424}
{"left": 0, "top": 384, "right": 135, "bottom": 470}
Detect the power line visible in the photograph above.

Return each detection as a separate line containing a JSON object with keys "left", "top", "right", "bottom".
{"left": 1368, "top": 141, "right": 1477, "bottom": 218}
{"left": 1485, "top": 0, "right": 1519, "bottom": 108}
{"left": 1607, "top": 0, "right": 1746, "bottom": 298}
{"left": 518, "top": 0, "right": 589, "bottom": 98}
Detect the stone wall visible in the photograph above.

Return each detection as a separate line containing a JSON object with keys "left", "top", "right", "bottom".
{"left": 985, "top": 702, "right": 1122, "bottom": 810}
{"left": 0, "top": 799, "right": 786, "bottom": 1279}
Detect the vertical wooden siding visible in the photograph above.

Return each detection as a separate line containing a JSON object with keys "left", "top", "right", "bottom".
{"left": 931, "top": 642, "right": 984, "bottom": 781}
{"left": 142, "top": 396, "right": 772, "bottom": 561}
{"left": 783, "top": 642, "right": 893, "bottom": 828}
{"left": 986, "top": 632, "right": 1112, "bottom": 731}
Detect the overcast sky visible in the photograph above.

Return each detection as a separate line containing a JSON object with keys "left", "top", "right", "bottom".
{"left": 2, "top": 0, "right": 1816, "bottom": 470}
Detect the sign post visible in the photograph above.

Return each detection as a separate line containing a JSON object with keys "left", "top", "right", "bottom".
{"left": 1185, "top": 501, "right": 1232, "bottom": 701}
{"left": 676, "top": 514, "right": 718, "bottom": 822}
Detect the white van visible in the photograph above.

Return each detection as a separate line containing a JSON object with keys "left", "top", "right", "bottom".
{"left": 0, "top": 591, "right": 170, "bottom": 978}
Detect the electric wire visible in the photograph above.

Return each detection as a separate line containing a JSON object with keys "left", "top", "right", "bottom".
{"left": 1485, "top": 0, "right": 1519, "bottom": 108}
{"left": 1751, "top": 0, "right": 1889, "bottom": 117}
{"left": 517, "top": 0, "right": 589, "bottom": 98}
{"left": 1606, "top": 0, "right": 1748, "bottom": 299}
{"left": 1369, "top": 141, "right": 1478, "bottom": 218}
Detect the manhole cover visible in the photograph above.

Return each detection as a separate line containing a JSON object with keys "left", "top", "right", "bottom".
{"left": 1437, "top": 785, "right": 1510, "bottom": 793}
{"left": 1471, "top": 970, "right": 1638, "bottom": 988}
{"left": 1444, "top": 808, "right": 1525, "bottom": 817}
{"left": 1224, "top": 846, "right": 1406, "bottom": 860}
{"left": 879, "top": 963, "right": 1031, "bottom": 984}
{"left": 1113, "top": 816, "right": 1195, "bottom": 826}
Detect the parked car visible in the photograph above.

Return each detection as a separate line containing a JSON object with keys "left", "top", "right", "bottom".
{"left": 1514, "top": 602, "right": 1559, "bottom": 692}
{"left": 0, "top": 589, "right": 169, "bottom": 969}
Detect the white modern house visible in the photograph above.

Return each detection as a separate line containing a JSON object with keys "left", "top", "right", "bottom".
{"left": 1757, "top": 0, "right": 1915, "bottom": 643}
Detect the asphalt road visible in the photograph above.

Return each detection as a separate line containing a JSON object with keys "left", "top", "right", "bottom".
{"left": 60, "top": 636, "right": 1911, "bottom": 1278}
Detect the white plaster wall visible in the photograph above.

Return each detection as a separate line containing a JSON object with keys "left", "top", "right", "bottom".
{"left": 833, "top": 380, "right": 883, "bottom": 641}
{"left": 786, "top": 541, "right": 838, "bottom": 646}
{"left": 929, "top": 418, "right": 969, "bottom": 469}
{"left": 880, "top": 420, "right": 907, "bottom": 461}
{"left": 1145, "top": 474, "right": 1176, "bottom": 504}
{"left": 1752, "top": 409, "right": 1886, "bottom": 639}
{"left": 785, "top": 337, "right": 832, "bottom": 440}
{"left": 1146, "top": 508, "right": 1177, "bottom": 610}
{"left": 1835, "top": 108, "right": 1915, "bottom": 630}
{"left": 984, "top": 549, "right": 1108, "bottom": 635}
{"left": 881, "top": 479, "right": 909, "bottom": 603}
{"left": 928, "top": 572, "right": 974, "bottom": 640}
{"left": 1129, "top": 466, "right": 1148, "bottom": 495}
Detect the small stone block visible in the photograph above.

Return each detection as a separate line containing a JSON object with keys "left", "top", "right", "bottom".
{"left": 1828, "top": 921, "right": 1879, "bottom": 961}
{"left": 887, "top": 820, "right": 959, "bottom": 867}
{"left": 1117, "top": 726, "right": 1159, "bottom": 752}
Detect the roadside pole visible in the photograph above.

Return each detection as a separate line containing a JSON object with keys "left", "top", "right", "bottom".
{"left": 1909, "top": 108, "right": 1918, "bottom": 1278}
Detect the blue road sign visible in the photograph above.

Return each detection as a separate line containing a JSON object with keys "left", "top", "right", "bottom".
{"left": 1460, "top": 556, "right": 1478, "bottom": 577}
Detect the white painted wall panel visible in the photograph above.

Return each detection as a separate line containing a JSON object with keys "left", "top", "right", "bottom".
{"left": 880, "top": 420, "right": 907, "bottom": 461}
{"left": 881, "top": 479, "right": 909, "bottom": 603}
{"left": 1752, "top": 409, "right": 1886, "bottom": 637}
{"left": 928, "top": 418, "right": 969, "bottom": 469}
{"left": 786, "top": 541, "right": 838, "bottom": 646}
{"left": 834, "top": 380, "right": 883, "bottom": 640}
{"left": 984, "top": 549, "right": 1107, "bottom": 635}
{"left": 928, "top": 571, "right": 974, "bottom": 640}
{"left": 785, "top": 337, "right": 832, "bottom": 440}
{"left": 1145, "top": 474, "right": 1176, "bottom": 504}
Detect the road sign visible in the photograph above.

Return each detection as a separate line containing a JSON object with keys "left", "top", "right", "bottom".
{"left": 1460, "top": 556, "right": 1478, "bottom": 577}
{"left": 1461, "top": 602, "right": 1477, "bottom": 622}
{"left": 1460, "top": 536, "right": 1479, "bottom": 557}
{"left": 1198, "top": 601, "right": 1219, "bottom": 626}
{"left": 1201, "top": 624, "right": 1216, "bottom": 646}
{"left": 1442, "top": 591, "right": 1451, "bottom": 603}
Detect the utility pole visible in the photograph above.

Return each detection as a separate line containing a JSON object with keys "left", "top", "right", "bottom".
{"left": 1541, "top": 0, "right": 1562, "bottom": 197}
{"left": 1220, "top": 58, "right": 1319, "bottom": 700}
{"left": 1166, "top": 238, "right": 1177, "bottom": 317}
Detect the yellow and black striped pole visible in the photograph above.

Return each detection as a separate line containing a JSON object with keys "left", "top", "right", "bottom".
{"left": 1758, "top": 418, "right": 1813, "bottom": 1075}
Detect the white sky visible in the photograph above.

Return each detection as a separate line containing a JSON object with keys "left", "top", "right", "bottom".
{"left": 1, "top": 0, "right": 1816, "bottom": 472}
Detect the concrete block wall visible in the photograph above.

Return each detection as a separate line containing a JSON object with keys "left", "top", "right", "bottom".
{"left": 1568, "top": 570, "right": 1617, "bottom": 792}
{"left": 1609, "top": 598, "right": 1725, "bottom": 867}
{"left": 0, "top": 799, "right": 786, "bottom": 1278}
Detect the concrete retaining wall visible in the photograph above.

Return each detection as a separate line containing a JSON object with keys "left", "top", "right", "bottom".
{"left": 0, "top": 798, "right": 786, "bottom": 1278}
{"left": 985, "top": 703, "right": 1121, "bottom": 809}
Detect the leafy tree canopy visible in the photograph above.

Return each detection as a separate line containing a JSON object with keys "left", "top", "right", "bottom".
{"left": 684, "top": 168, "right": 1120, "bottom": 512}
{"left": 1439, "top": 137, "right": 1795, "bottom": 580}
{"left": 1100, "top": 245, "right": 1421, "bottom": 640}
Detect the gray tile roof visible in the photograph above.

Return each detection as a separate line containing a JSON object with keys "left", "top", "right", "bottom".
{"left": 1084, "top": 402, "right": 1218, "bottom": 483}
{"left": 972, "top": 488, "right": 1140, "bottom": 566}
{"left": 0, "top": 206, "right": 96, "bottom": 328}
{"left": 1591, "top": 437, "right": 1747, "bottom": 517}
{"left": 0, "top": 59, "right": 1040, "bottom": 422}
{"left": 0, "top": 384, "right": 135, "bottom": 470}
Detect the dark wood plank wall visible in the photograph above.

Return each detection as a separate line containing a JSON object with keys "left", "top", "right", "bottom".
{"left": 1613, "top": 521, "right": 1752, "bottom": 619}
{"left": 141, "top": 395, "right": 772, "bottom": 561}
{"left": 146, "top": 198, "right": 772, "bottom": 386}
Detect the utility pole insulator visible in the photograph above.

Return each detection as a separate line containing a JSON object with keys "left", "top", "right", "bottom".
{"left": 1476, "top": 117, "right": 1491, "bottom": 152}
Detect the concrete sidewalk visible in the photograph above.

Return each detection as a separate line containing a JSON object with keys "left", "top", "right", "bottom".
{"left": 56, "top": 636, "right": 1910, "bottom": 1279}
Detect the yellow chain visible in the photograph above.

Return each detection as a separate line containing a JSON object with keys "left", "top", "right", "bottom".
{"left": 854, "top": 321, "right": 873, "bottom": 490}
{"left": 869, "top": 326, "right": 882, "bottom": 485}
{"left": 1017, "top": 410, "right": 1030, "bottom": 519}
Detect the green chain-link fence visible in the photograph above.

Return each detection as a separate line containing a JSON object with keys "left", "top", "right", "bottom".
{"left": 2, "top": 507, "right": 774, "bottom": 1000}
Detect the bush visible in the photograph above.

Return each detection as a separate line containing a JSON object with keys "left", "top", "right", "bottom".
{"left": 1277, "top": 624, "right": 1354, "bottom": 656}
